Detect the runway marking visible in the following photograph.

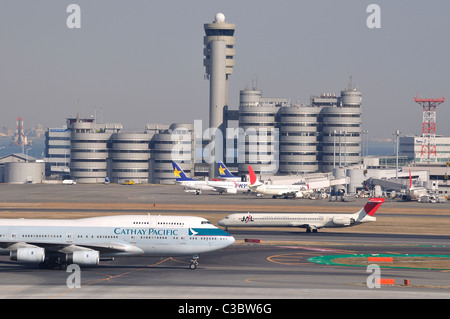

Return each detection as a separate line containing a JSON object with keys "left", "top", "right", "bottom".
{"left": 309, "top": 254, "right": 450, "bottom": 270}
{"left": 49, "top": 257, "right": 173, "bottom": 299}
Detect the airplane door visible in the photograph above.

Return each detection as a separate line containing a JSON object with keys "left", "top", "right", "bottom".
{"left": 148, "top": 215, "right": 156, "bottom": 227}
{"left": 10, "top": 230, "right": 17, "bottom": 241}
{"left": 66, "top": 232, "right": 73, "bottom": 243}
{"left": 179, "top": 229, "right": 187, "bottom": 245}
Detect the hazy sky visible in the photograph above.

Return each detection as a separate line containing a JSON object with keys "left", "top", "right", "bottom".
{"left": 1, "top": 0, "right": 449, "bottom": 140}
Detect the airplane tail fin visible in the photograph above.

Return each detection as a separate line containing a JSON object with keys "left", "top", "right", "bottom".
{"left": 217, "top": 161, "right": 237, "bottom": 178}
{"left": 248, "top": 165, "right": 263, "bottom": 187}
{"left": 172, "top": 162, "right": 194, "bottom": 181}
{"left": 363, "top": 198, "right": 385, "bottom": 216}
{"left": 409, "top": 168, "right": 412, "bottom": 189}
{"left": 355, "top": 198, "right": 385, "bottom": 222}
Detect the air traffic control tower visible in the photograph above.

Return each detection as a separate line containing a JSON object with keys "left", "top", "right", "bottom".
{"left": 203, "top": 13, "right": 236, "bottom": 178}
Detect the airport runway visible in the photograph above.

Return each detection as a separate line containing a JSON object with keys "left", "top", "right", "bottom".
{"left": 0, "top": 184, "right": 449, "bottom": 300}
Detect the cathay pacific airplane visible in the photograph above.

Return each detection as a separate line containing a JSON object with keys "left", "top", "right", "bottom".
{"left": 0, "top": 214, "right": 235, "bottom": 269}
{"left": 219, "top": 198, "right": 384, "bottom": 233}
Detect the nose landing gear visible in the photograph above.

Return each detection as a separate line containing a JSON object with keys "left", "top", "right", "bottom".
{"left": 190, "top": 254, "right": 199, "bottom": 270}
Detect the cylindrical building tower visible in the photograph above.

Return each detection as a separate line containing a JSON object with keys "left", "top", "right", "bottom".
{"left": 320, "top": 88, "right": 362, "bottom": 171}
{"left": 203, "top": 13, "right": 236, "bottom": 178}
{"left": 279, "top": 105, "right": 321, "bottom": 174}
{"left": 238, "top": 89, "right": 282, "bottom": 176}
{"left": 110, "top": 133, "right": 151, "bottom": 184}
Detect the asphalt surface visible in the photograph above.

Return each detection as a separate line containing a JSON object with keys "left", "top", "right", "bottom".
{"left": 0, "top": 184, "right": 449, "bottom": 300}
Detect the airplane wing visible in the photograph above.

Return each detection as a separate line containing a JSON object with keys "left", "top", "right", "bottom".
{"left": 0, "top": 241, "right": 144, "bottom": 256}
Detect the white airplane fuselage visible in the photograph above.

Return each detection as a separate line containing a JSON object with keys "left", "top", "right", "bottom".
{"left": 252, "top": 184, "right": 309, "bottom": 197}
{"left": 219, "top": 198, "right": 384, "bottom": 232}
{"left": 0, "top": 215, "right": 234, "bottom": 268}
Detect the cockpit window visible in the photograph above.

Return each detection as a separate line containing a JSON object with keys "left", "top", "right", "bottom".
{"left": 201, "top": 220, "right": 211, "bottom": 224}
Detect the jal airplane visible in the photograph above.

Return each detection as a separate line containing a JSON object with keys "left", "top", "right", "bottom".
{"left": 248, "top": 165, "right": 312, "bottom": 198}
{"left": 0, "top": 214, "right": 235, "bottom": 269}
{"left": 403, "top": 169, "right": 429, "bottom": 201}
{"left": 173, "top": 162, "right": 249, "bottom": 194}
{"left": 219, "top": 197, "right": 384, "bottom": 233}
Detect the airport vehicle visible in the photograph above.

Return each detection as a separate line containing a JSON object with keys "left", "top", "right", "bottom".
{"left": 218, "top": 197, "right": 384, "bottom": 233}
{"left": 172, "top": 162, "right": 249, "bottom": 194}
{"left": 0, "top": 214, "right": 234, "bottom": 269}
{"left": 62, "top": 179, "right": 76, "bottom": 185}
{"left": 248, "top": 165, "right": 312, "bottom": 198}
{"left": 122, "top": 180, "right": 135, "bottom": 185}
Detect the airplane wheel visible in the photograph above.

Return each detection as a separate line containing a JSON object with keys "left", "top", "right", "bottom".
{"left": 190, "top": 262, "right": 198, "bottom": 270}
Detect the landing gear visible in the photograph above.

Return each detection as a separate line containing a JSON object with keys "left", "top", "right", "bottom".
{"left": 190, "top": 255, "right": 199, "bottom": 270}
{"left": 306, "top": 227, "right": 318, "bottom": 233}
{"left": 38, "top": 257, "right": 68, "bottom": 270}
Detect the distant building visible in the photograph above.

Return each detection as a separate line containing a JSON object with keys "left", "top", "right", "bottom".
{"left": 0, "top": 153, "right": 44, "bottom": 183}
{"left": 400, "top": 135, "right": 450, "bottom": 164}
{"left": 44, "top": 117, "right": 194, "bottom": 184}
{"left": 230, "top": 85, "right": 362, "bottom": 177}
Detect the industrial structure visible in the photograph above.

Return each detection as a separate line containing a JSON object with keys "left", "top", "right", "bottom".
{"left": 414, "top": 96, "right": 445, "bottom": 162}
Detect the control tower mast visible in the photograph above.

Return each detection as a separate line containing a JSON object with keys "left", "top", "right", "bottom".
{"left": 203, "top": 13, "right": 236, "bottom": 178}
{"left": 414, "top": 95, "right": 445, "bottom": 162}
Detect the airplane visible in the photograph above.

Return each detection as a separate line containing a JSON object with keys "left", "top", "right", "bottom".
{"left": 172, "top": 162, "right": 216, "bottom": 194}
{"left": 217, "top": 161, "right": 241, "bottom": 181}
{"left": 218, "top": 197, "right": 384, "bottom": 233}
{"left": 0, "top": 214, "right": 235, "bottom": 270}
{"left": 247, "top": 165, "right": 312, "bottom": 198}
{"left": 402, "top": 169, "right": 429, "bottom": 201}
{"left": 172, "top": 162, "right": 249, "bottom": 194}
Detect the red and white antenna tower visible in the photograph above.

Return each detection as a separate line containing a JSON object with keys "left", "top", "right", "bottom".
{"left": 414, "top": 95, "right": 445, "bottom": 162}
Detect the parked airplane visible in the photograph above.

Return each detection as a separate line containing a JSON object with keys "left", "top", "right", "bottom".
{"left": 247, "top": 165, "right": 312, "bottom": 198}
{"left": 172, "top": 162, "right": 249, "bottom": 194}
{"left": 218, "top": 197, "right": 384, "bottom": 233}
{"left": 403, "top": 169, "right": 429, "bottom": 201}
{"left": 0, "top": 214, "right": 235, "bottom": 269}
{"left": 173, "top": 162, "right": 215, "bottom": 194}
{"left": 217, "top": 161, "right": 241, "bottom": 181}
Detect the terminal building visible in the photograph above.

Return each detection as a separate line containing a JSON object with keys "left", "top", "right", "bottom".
{"left": 231, "top": 85, "right": 362, "bottom": 177}
{"left": 44, "top": 117, "right": 194, "bottom": 184}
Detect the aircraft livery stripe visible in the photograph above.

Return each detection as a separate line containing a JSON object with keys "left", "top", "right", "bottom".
{"left": 189, "top": 228, "right": 231, "bottom": 237}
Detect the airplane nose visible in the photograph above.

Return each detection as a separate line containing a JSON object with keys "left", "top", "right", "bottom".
{"left": 226, "top": 235, "right": 235, "bottom": 247}
{"left": 218, "top": 219, "right": 224, "bottom": 226}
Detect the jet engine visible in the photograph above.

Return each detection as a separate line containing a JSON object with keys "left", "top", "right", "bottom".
{"left": 10, "top": 247, "right": 45, "bottom": 263}
{"left": 66, "top": 250, "right": 100, "bottom": 265}
{"left": 224, "top": 188, "right": 237, "bottom": 194}
{"left": 332, "top": 216, "right": 355, "bottom": 226}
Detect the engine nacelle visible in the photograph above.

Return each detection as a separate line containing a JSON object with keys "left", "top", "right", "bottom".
{"left": 225, "top": 188, "right": 237, "bottom": 194}
{"left": 332, "top": 216, "right": 355, "bottom": 226}
{"left": 10, "top": 247, "right": 45, "bottom": 263}
{"left": 67, "top": 250, "right": 100, "bottom": 265}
